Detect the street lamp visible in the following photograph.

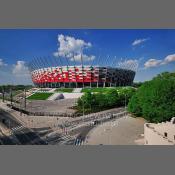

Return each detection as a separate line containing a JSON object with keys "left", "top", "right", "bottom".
{"left": 82, "top": 97, "right": 85, "bottom": 117}
{"left": 24, "top": 88, "right": 26, "bottom": 110}
{"left": 2, "top": 86, "right": 5, "bottom": 102}
{"left": 10, "top": 87, "right": 13, "bottom": 107}
{"left": 124, "top": 93, "right": 127, "bottom": 110}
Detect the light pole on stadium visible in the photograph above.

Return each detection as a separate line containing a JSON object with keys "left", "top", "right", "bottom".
{"left": 81, "top": 53, "right": 85, "bottom": 89}
{"left": 65, "top": 55, "right": 71, "bottom": 88}
{"left": 72, "top": 52, "right": 78, "bottom": 88}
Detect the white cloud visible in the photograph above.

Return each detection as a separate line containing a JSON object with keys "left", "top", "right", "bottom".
{"left": 144, "top": 54, "right": 175, "bottom": 68}
{"left": 0, "top": 61, "right": 32, "bottom": 85}
{"left": 144, "top": 59, "right": 162, "bottom": 68}
{"left": 70, "top": 54, "right": 95, "bottom": 62}
{"left": 53, "top": 34, "right": 95, "bottom": 62}
{"left": 12, "top": 61, "right": 29, "bottom": 77}
{"left": 118, "top": 59, "right": 139, "bottom": 71}
{"left": 163, "top": 54, "right": 175, "bottom": 64}
{"left": 132, "top": 38, "right": 149, "bottom": 46}
{"left": 0, "top": 58, "right": 7, "bottom": 67}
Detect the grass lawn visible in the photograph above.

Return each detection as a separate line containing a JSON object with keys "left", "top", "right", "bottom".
{"left": 55, "top": 88, "right": 73, "bottom": 93}
{"left": 81, "top": 87, "right": 117, "bottom": 93}
{"left": 27, "top": 92, "right": 53, "bottom": 100}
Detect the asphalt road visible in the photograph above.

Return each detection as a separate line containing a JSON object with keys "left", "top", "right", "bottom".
{"left": 0, "top": 106, "right": 126, "bottom": 145}
{"left": 0, "top": 109, "right": 47, "bottom": 145}
{"left": 56, "top": 109, "right": 127, "bottom": 145}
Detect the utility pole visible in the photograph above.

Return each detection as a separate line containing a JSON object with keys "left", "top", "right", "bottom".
{"left": 24, "top": 88, "right": 26, "bottom": 110}
{"left": 2, "top": 86, "right": 5, "bottom": 102}
{"left": 82, "top": 97, "right": 85, "bottom": 117}
{"left": 10, "top": 87, "right": 13, "bottom": 106}
{"left": 20, "top": 98, "right": 22, "bottom": 116}
{"left": 103, "top": 67, "right": 107, "bottom": 88}
{"left": 125, "top": 94, "right": 127, "bottom": 110}
{"left": 90, "top": 91, "right": 92, "bottom": 112}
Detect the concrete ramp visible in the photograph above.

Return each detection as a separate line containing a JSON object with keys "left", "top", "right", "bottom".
{"left": 49, "top": 88, "right": 57, "bottom": 92}
{"left": 48, "top": 92, "right": 83, "bottom": 101}
{"left": 73, "top": 88, "right": 82, "bottom": 93}
{"left": 63, "top": 93, "right": 83, "bottom": 99}
{"left": 47, "top": 93, "right": 64, "bottom": 100}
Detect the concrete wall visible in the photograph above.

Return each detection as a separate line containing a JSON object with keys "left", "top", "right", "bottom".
{"left": 144, "top": 123, "right": 175, "bottom": 145}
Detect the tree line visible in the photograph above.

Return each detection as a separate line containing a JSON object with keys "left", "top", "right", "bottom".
{"left": 0, "top": 85, "right": 33, "bottom": 93}
{"left": 76, "top": 87, "right": 136, "bottom": 114}
{"left": 76, "top": 72, "right": 175, "bottom": 123}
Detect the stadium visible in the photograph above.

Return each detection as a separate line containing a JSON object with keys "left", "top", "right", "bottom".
{"left": 28, "top": 56, "right": 137, "bottom": 88}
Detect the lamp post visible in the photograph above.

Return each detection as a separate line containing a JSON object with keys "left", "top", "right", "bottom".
{"left": 125, "top": 94, "right": 126, "bottom": 109}
{"left": 20, "top": 98, "right": 22, "bottom": 116}
{"left": 2, "top": 86, "right": 5, "bottom": 102}
{"left": 124, "top": 93, "right": 127, "bottom": 117}
{"left": 10, "top": 87, "right": 13, "bottom": 107}
{"left": 24, "top": 88, "right": 26, "bottom": 110}
{"left": 82, "top": 97, "right": 85, "bottom": 117}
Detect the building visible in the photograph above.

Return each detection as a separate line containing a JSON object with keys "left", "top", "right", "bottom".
{"left": 144, "top": 117, "right": 175, "bottom": 145}
{"left": 28, "top": 57, "right": 137, "bottom": 88}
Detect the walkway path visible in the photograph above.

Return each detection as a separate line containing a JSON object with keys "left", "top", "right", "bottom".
{"left": 85, "top": 116, "right": 146, "bottom": 145}
{"left": 73, "top": 88, "right": 82, "bottom": 93}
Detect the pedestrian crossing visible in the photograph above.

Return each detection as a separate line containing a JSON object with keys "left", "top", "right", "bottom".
{"left": 58, "top": 134, "right": 74, "bottom": 145}
{"left": 74, "top": 138, "right": 85, "bottom": 145}
{"left": 61, "top": 135, "right": 72, "bottom": 140}
{"left": 11, "top": 125, "right": 24, "bottom": 132}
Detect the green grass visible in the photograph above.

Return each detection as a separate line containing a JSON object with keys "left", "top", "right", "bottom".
{"left": 27, "top": 93, "right": 53, "bottom": 100}
{"left": 81, "top": 87, "right": 133, "bottom": 93}
{"left": 81, "top": 87, "right": 117, "bottom": 93}
{"left": 55, "top": 88, "right": 73, "bottom": 93}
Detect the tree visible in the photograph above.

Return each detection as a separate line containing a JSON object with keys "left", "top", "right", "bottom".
{"left": 128, "top": 94, "right": 142, "bottom": 116}
{"left": 128, "top": 72, "right": 175, "bottom": 123}
{"left": 77, "top": 87, "right": 136, "bottom": 114}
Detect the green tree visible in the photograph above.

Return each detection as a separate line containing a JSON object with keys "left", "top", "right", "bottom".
{"left": 77, "top": 87, "right": 136, "bottom": 114}
{"left": 128, "top": 72, "right": 175, "bottom": 123}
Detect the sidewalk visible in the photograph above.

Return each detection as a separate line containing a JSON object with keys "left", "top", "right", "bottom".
{"left": 85, "top": 116, "right": 146, "bottom": 145}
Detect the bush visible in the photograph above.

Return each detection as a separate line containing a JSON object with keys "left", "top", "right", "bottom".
{"left": 128, "top": 72, "right": 175, "bottom": 123}
{"left": 77, "top": 87, "right": 136, "bottom": 114}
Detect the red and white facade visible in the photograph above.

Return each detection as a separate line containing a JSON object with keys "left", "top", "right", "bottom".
{"left": 31, "top": 65, "right": 135, "bottom": 88}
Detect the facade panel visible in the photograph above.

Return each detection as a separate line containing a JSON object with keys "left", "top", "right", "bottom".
{"left": 30, "top": 65, "right": 135, "bottom": 88}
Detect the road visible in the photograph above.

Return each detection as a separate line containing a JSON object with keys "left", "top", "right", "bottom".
{"left": 0, "top": 109, "right": 47, "bottom": 145}
{"left": 0, "top": 104, "right": 127, "bottom": 145}
{"left": 50, "top": 108, "right": 127, "bottom": 145}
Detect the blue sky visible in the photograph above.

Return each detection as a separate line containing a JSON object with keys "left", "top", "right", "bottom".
{"left": 0, "top": 29, "right": 175, "bottom": 84}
